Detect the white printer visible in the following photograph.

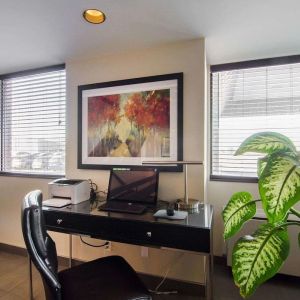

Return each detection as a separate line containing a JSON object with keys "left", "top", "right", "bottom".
{"left": 48, "top": 178, "right": 90, "bottom": 205}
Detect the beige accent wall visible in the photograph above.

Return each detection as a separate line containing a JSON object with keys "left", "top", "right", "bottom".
{"left": 65, "top": 39, "right": 207, "bottom": 283}
{"left": 0, "top": 39, "right": 208, "bottom": 283}
{"left": 66, "top": 39, "right": 206, "bottom": 204}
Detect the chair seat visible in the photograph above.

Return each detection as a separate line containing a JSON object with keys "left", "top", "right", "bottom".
{"left": 58, "top": 255, "right": 151, "bottom": 300}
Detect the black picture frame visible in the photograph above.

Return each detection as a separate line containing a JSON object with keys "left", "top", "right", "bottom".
{"left": 78, "top": 73, "right": 183, "bottom": 172}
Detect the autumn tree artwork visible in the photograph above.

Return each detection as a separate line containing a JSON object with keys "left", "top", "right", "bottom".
{"left": 87, "top": 89, "right": 170, "bottom": 158}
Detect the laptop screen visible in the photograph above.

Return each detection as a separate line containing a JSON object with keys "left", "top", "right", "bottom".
{"left": 107, "top": 168, "right": 159, "bottom": 205}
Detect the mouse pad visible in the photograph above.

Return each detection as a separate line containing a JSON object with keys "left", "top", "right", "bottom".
{"left": 153, "top": 209, "right": 188, "bottom": 220}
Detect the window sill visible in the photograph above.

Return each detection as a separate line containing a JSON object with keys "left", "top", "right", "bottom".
{"left": 0, "top": 172, "right": 64, "bottom": 179}
{"left": 210, "top": 175, "right": 258, "bottom": 183}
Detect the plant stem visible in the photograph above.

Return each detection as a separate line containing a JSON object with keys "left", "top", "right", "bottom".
{"left": 289, "top": 208, "right": 300, "bottom": 219}
{"left": 277, "top": 221, "right": 300, "bottom": 229}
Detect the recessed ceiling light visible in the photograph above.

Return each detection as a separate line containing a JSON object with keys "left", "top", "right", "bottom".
{"left": 83, "top": 9, "right": 106, "bottom": 24}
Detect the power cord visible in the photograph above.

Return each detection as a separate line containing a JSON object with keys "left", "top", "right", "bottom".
{"left": 88, "top": 179, "right": 107, "bottom": 209}
{"left": 88, "top": 179, "right": 98, "bottom": 206}
{"left": 79, "top": 236, "right": 109, "bottom": 248}
{"left": 148, "top": 252, "right": 184, "bottom": 295}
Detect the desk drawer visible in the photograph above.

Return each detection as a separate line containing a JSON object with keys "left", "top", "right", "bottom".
{"left": 110, "top": 221, "right": 211, "bottom": 253}
{"left": 44, "top": 211, "right": 86, "bottom": 233}
{"left": 44, "top": 211, "right": 210, "bottom": 253}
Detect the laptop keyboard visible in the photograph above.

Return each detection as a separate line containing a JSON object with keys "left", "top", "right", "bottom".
{"left": 98, "top": 201, "right": 146, "bottom": 214}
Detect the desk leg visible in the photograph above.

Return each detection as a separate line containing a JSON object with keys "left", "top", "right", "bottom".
{"left": 69, "top": 234, "right": 72, "bottom": 268}
{"left": 207, "top": 215, "right": 214, "bottom": 300}
{"left": 204, "top": 254, "right": 213, "bottom": 300}
{"left": 210, "top": 253, "right": 214, "bottom": 299}
{"left": 28, "top": 256, "right": 33, "bottom": 300}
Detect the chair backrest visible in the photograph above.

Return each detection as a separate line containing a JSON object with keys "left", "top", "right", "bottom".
{"left": 21, "top": 190, "right": 62, "bottom": 300}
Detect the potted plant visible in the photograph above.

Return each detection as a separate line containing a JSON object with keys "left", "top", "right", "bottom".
{"left": 222, "top": 132, "right": 300, "bottom": 298}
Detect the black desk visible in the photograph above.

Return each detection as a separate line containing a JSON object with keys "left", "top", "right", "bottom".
{"left": 43, "top": 201, "right": 214, "bottom": 300}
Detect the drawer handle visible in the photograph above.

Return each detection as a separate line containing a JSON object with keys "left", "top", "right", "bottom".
{"left": 146, "top": 232, "right": 152, "bottom": 237}
{"left": 57, "top": 219, "right": 63, "bottom": 225}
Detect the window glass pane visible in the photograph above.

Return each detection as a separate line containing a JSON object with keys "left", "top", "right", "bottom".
{"left": 211, "top": 63, "right": 300, "bottom": 179}
{"left": 1, "top": 68, "right": 66, "bottom": 175}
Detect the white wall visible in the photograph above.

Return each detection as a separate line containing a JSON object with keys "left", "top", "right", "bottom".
{"left": 207, "top": 181, "right": 259, "bottom": 256}
{"left": 0, "top": 177, "right": 49, "bottom": 247}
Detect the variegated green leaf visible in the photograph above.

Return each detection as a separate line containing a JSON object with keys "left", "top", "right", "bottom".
{"left": 235, "top": 132, "right": 297, "bottom": 156}
{"left": 257, "top": 156, "right": 268, "bottom": 177}
{"left": 259, "top": 153, "right": 300, "bottom": 223}
{"left": 232, "top": 224, "right": 289, "bottom": 298}
{"left": 223, "top": 192, "right": 256, "bottom": 240}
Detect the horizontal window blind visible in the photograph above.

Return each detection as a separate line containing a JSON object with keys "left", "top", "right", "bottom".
{"left": 1, "top": 68, "right": 66, "bottom": 175}
{"left": 211, "top": 62, "right": 300, "bottom": 179}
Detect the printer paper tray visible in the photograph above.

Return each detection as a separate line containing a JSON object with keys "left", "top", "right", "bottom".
{"left": 43, "top": 198, "right": 72, "bottom": 208}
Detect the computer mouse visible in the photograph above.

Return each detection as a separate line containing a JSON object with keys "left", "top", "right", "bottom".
{"left": 166, "top": 204, "right": 175, "bottom": 216}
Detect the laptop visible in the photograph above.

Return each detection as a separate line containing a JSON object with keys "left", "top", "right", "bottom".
{"left": 99, "top": 167, "right": 159, "bottom": 214}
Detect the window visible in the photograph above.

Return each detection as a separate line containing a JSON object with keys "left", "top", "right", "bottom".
{"left": 211, "top": 56, "right": 300, "bottom": 181}
{"left": 0, "top": 65, "right": 66, "bottom": 176}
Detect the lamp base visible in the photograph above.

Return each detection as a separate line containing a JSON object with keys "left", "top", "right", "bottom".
{"left": 176, "top": 198, "right": 200, "bottom": 212}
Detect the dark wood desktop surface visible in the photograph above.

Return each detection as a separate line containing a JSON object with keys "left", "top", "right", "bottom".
{"left": 43, "top": 201, "right": 213, "bottom": 254}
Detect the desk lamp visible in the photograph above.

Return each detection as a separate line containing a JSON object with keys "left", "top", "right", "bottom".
{"left": 142, "top": 161, "right": 203, "bottom": 212}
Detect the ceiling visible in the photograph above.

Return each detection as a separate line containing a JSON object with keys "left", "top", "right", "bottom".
{"left": 1, "top": 0, "right": 300, "bottom": 74}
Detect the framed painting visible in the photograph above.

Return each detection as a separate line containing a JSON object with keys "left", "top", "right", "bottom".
{"left": 78, "top": 73, "right": 183, "bottom": 172}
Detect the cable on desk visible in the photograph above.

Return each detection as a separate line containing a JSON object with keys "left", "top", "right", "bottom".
{"left": 79, "top": 236, "right": 109, "bottom": 248}
{"left": 88, "top": 179, "right": 107, "bottom": 209}
{"left": 97, "top": 190, "right": 107, "bottom": 200}
{"left": 88, "top": 179, "right": 98, "bottom": 205}
{"left": 149, "top": 252, "right": 184, "bottom": 295}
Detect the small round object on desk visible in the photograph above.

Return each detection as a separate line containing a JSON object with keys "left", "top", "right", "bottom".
{"left": 166, "top": 207, "right": 175, "bottom": 216}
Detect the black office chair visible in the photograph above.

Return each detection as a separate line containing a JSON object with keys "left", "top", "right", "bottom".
{"left": 21, "top": 190, "right": 152, "bottom": 300}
